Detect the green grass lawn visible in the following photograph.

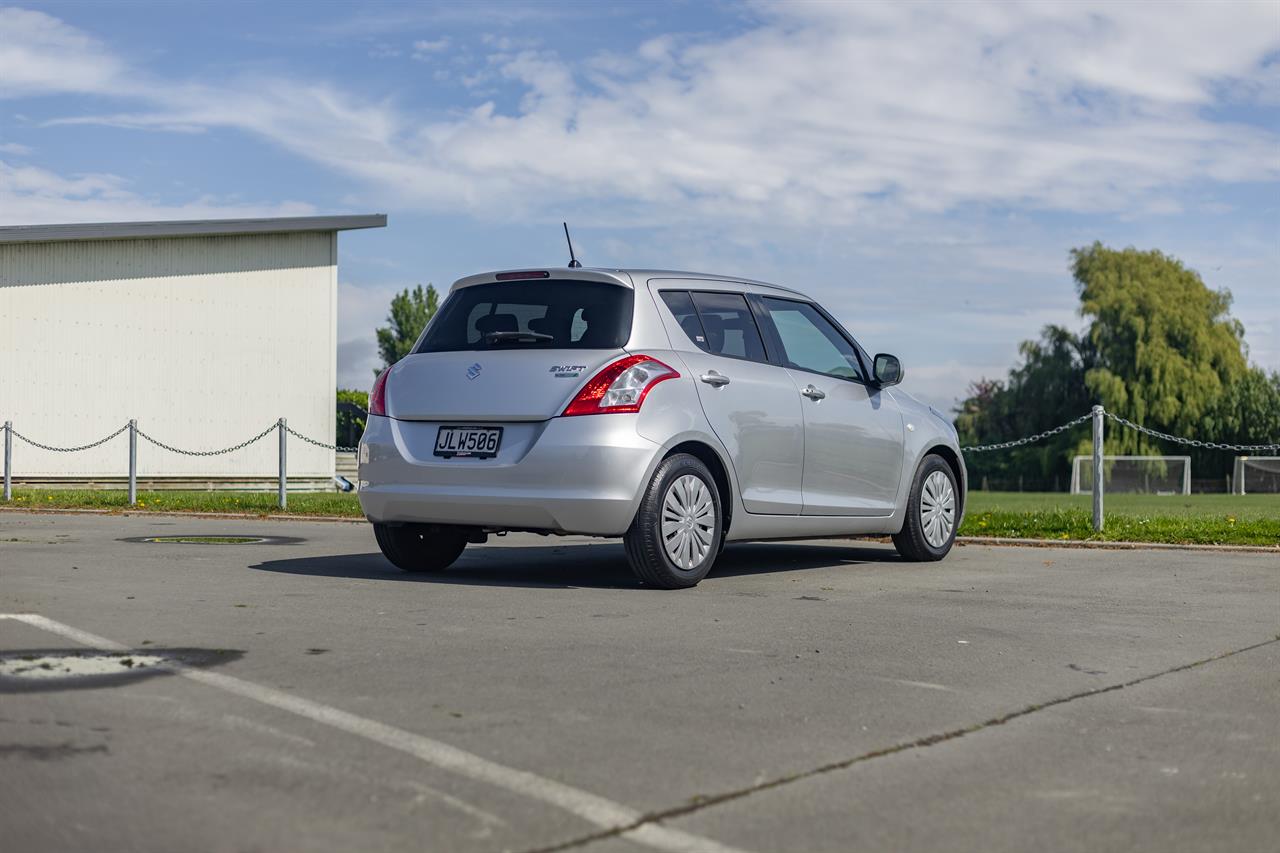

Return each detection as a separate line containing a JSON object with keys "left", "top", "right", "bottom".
{"left": 3, "top": 489, "right": 1277, "bottom": 547}
{"left": 962, "top": 492, "right": 1280, "bottom": 547}
{"left": 2, "top": 489, "right": 365, "bottom": 517}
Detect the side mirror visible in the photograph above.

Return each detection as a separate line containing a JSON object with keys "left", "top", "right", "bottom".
{"left": 873, "top": 353, "right": 903, "bottom": 387}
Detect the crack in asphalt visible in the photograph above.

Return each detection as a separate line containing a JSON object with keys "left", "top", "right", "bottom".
{"left": 520, "top": 636, "right": 1280, "bottom": 853}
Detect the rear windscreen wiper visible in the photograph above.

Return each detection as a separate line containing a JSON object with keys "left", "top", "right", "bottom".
{"left": 482, "top": 330, "right": 554, "bottom": 345}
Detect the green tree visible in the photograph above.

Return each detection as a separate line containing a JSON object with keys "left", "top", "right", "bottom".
{"left": 1206, "top": 368, "right": 1280, "bottom": 451}
{"left": 335, "top": 389, "right": 368, "bottom": 447}
{"left": 1072, "top": 242, "right": 1248, "bottom": 454}
{"left": 376, "top": 284, "right": 439, "bottom": 371}
{"left": 956, "top": 325, "right": 1092, "bottom": 490}
{"left": 958, "top": 243, "right": 1276, "bottom": 489}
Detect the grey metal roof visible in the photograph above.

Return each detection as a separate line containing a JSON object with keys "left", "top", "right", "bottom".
{"left": 0, "top": 214, "right": 387, "bottom": 244}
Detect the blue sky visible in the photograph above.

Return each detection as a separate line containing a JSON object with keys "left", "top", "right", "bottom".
{"left": 2, "top": 0, "right": 1277, "bottom": 409}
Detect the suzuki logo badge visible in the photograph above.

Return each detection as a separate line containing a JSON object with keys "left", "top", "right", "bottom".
{"left": 466, "top": 363, "right": 483, "bottom": 381}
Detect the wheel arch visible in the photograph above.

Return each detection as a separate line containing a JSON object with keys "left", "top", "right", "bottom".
{"left": 663, "top": 440, "right": 733, "bottom": 538}
{"left": 923, "top": 443, "right": 966, "bottom": 522}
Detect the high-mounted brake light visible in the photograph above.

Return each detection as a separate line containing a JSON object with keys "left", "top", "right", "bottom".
{"left": 562, "top": 355, "right": 680, "bottom": 416}
{"left": 369, "top": 368, "right": 390, "bottom": 416}
{"left": 495, "top": 270, "right": 551, "bottom": 281}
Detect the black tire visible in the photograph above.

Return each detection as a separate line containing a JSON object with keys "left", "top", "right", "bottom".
{"left": 373, "top": 523, "right": 467, "bottom": 573}
{"left": 624, "top": 453, "right": 723, "bottom": 589}
{"left": 892, "top": 454, "right": 959, "bottom": 562}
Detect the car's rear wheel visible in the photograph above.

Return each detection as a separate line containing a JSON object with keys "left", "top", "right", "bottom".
{"left": 624, "top": 453, "right": 722, "bottom": 589}
{"left": 892, "top": 454, "right": 959, "bottom": 562}
{"left": 373, "top": 523, "right": 467, "bottom": 573}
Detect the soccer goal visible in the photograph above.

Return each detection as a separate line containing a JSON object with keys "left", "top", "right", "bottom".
{"left": 1233, "top": 457, "right": 1280, "bottom": 494}
{"left": 1070, "top": 455, "right": 1191, "bottom": 495}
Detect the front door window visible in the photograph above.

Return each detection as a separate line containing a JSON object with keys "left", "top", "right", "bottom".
{"left": 761, "top": 298, "right": 863, "bottom": 381}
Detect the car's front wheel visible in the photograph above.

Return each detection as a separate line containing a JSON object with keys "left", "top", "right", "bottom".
{"left": 624, "top": 453, "right": 723, "bottom": 589}
{"left": 373, "top": 523, "right": 467, "bottom": 572}
{"left": 892, "top": 454, "right": 959, "bottom": 561}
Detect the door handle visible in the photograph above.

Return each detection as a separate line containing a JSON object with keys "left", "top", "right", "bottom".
{"left": 801, "top": 384, "right": 826, "bottom": 400}
{"left": 699, "top": 371, "right": 731, "bottom": 387}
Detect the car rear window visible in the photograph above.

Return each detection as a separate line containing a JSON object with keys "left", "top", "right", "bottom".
{"left": 416, "top": 280, "right": 634, "bottom": 352}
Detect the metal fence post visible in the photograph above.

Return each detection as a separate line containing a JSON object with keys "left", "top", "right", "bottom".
{"left": 278, "top": 417, "right": 287, "bottom": 511}
{"left": 3, "top": 421, "right": 11, "bottom": 502}
{"left": 128, "top": 419, "right": 138, "bottom": 506}
{"left": 1091, "top": 405, "right": 1105, "bottom": 532}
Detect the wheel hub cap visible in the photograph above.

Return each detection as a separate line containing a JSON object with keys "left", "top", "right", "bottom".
{"left": 661, "top": 474, "right": 715, "bottom": 569}
{"left": 921, "top": 470, "right": 956, "bottom": 548}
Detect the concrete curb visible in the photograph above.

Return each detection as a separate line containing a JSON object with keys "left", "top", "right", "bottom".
{"left": 957, "top": 536, "right": 1279, "bottom": 554}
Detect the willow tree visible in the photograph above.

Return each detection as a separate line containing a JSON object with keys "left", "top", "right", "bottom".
{"left": 1072, "top": 242, "right": 1249, "bottom": 455}
{"left": 958, "top": 242, "right": 1270, "bottom": 487}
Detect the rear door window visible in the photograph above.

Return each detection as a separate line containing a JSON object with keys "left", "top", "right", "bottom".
{"left": 659, "top": 291, "right": 709, "bottom": 349}
{"left": 688, "top": 291, "right": 768, "bottom": 362}
{"left": 417, "top": 280, "right": 634, "bottom": 352}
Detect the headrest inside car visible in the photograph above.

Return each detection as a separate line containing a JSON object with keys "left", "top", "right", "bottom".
{"left": 476, "top": 313, "right": 519, "bottom": 334}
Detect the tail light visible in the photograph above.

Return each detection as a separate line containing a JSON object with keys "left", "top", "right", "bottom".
{"left": 369, "top": 368, "right": 390, "bottom": 416}
{"left": 562, "top": 355, "right": 679, "bottom": 416}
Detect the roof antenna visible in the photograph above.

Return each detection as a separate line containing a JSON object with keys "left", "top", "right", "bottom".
{"left": 563, "top": 222, "right": 582, "bottom": 268}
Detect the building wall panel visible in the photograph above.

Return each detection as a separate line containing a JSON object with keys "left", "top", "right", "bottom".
{"left": 0, "top": 233, "right": 337, "bottom": 478}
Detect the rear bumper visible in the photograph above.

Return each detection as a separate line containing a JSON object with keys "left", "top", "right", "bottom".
{"left": 357, "top": 414, "right": 661, "bottom": 535}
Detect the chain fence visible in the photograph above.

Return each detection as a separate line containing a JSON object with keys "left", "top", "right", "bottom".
{"left": 10, "top": 423, "right": 131, "bottom": 453}
{"left": 283, "top": 423, "right": 358, "bottom": 453}
{"left": 961, "top": 413, "right": 1093, "bottom": 453}
{"left": 1102, "top": 412, "right": 1280, "bottom": 453}
{"left": 962, "top": 410, "right": 1279, "bottom": 454}
{"left": 2, "top": 417, "right": 352, "bottom": 509}
{"left": 2, "top": 406, "right": 1277, "bottom": 519}
{"left": 135, "top": 423, "right": 280, "bottom": 457}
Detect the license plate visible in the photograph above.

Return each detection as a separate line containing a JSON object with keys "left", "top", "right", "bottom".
{"left": 434, "top": 426, "right": 503, "bottom": 459}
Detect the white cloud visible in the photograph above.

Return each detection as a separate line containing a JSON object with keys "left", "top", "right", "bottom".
{"left": 411, "top": 37, "right": 451, "bottom": 59}
{"left": 0, "top": 158, "right": 315, "bottom": 225}
{"left": 0, "top": 7, "right": 125, "bottom": 97}
{"left": 9, "top": 2, "right": 1279, "bottom": 227}
{"left": 0, "top": 142, "right": 32, "bottom": 155}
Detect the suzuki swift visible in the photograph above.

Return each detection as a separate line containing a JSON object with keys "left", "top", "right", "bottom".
{"left": 358, "top": 268, "right": 966, "bottom": 588}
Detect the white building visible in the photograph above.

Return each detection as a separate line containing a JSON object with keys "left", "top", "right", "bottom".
{"left": 0, "top": 214, "right": 385, "bottom": 490}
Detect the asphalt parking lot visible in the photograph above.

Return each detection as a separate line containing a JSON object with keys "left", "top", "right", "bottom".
{"left": 1, "top": 510, "right": 1277, "bottom": 853}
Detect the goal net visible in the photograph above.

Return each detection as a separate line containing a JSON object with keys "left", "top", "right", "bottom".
{"left": 1071, "top": 455, "right": 1191, "bottom": 495}
{"left": 1233, "top": 457, "right": 1280, "bottom": 494}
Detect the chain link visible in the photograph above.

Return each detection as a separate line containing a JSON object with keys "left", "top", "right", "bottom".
{"left": 284, "top": 423, "right": 358, "bottom": 453}
{"left": 10, "top": 423, "right": 130, "bottom": 453}
{"left": 962, "top": 413, "right": 1092, "bottom": 453}
{"left": 135, "top": 423, "right": 277, "bottom": 457}
{"left": 1104, "top": 412, "right": 1280, "bottom": 453}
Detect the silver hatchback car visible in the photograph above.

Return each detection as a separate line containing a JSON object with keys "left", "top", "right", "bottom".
{"left": 359, "top": 268, "right": 966, "bottom": 588}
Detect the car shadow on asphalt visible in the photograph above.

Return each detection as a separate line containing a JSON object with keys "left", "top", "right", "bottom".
{"left": 249, "top": 540, "right": 901, "bottom": 590}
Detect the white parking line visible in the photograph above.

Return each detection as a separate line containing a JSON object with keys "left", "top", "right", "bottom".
{"left": 0, "top": 613, "right": 750, "bottom": 853}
